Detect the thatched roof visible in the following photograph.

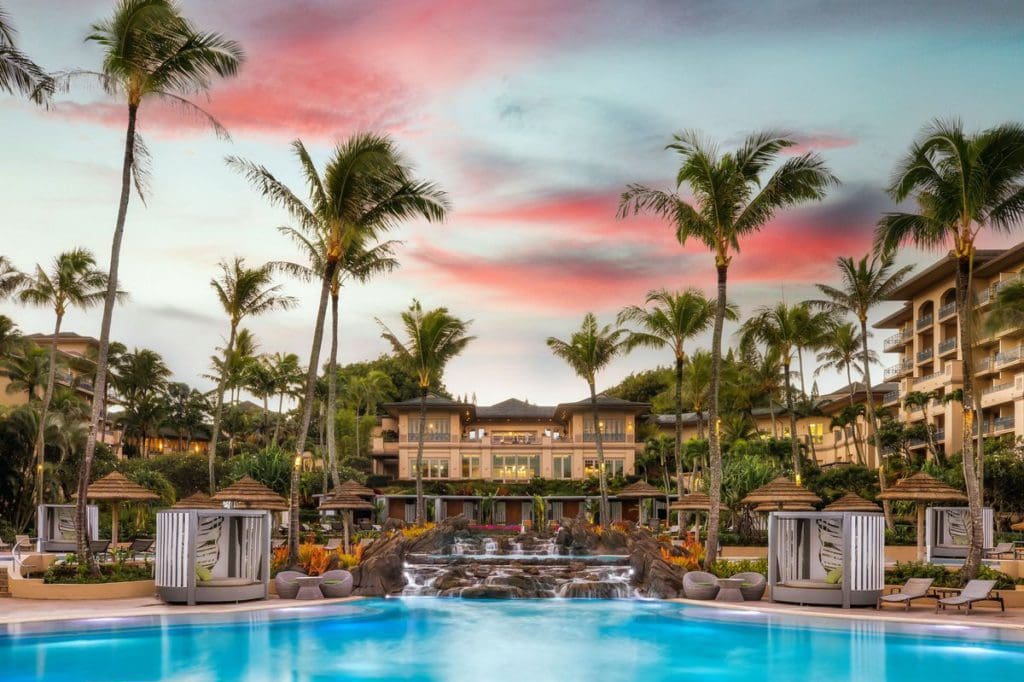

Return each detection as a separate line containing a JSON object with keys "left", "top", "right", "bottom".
{"left": 740, "top": 477, "right": 822, "bottom": 507}
{"left": 327, "top": 479, "right": 375, "bottom": 499}
{"left": 212, "top": 476, "right": 288, "bottom": 511}
{"left": 81, "top": 472, "right": 159, "bottom": 502}
{"left": 876, "top": 472, "right": 967, "bottom": 502}
{"left": 615, "top": 480, "right": 664, "bottom": 499}
{"left": 320, "top": 493, "right": 376, "bottom": 511}
{"left": 669, "top": 492, "right": 711, "bottom": 511}
{"left": 172, "top": 492, "right": 221, "bottom": 510}
{"left": 1011, "top": 520, "right": 1024, "bottom": 532}
{"left": 824, "top": 492, "right": 881, "bottom": 512}
{"left": 754, "top": 502, "right": 815, "bottom": 513}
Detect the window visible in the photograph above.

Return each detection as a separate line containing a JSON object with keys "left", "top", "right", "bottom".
{"left": 553, "top": 455, "right": 573, "bottom": 479}
{"left": 408, "top": 417, "right": 451, "bottom": 442}
{"left": 807, "top": 423, "right": 824, "bottom": 444}
{"left": 461, "top": 455, "right": 480, "bottom": 478}
{"left": 584, "top": 458, "right": 624, "bottom": 478}
{"left": 583, "top": 417, "right": 626, "bottom": 442}
{"left": 417, "top": 458, "right": 449, "bottom": 478}
{"left": 493, "top": 455, "right": 539, "bottom": 481}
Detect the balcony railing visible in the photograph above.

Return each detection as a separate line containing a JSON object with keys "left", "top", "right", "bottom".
{"left": 883, "top": 330, "right": 911, "bottom": 349}
{"left": 987, "top": 416, "right": 1016, "bottom": 433}
{"left": 978, "top": 287, "right": 993, "bottom": 305}
{"left": 913, "top": 372, "right": 943, "bottom": 386}
{"left": 490, "top": 434, "right": 539, "bottom": 445}
{"left": 403, "top": 433, "right": 452, "bottom": 442}
{"left": 938, "top": 337, "right": 957, "bottom": 354}
{"left": 982, "top": 382, "right": 1014, "bottom": 396}
{"left": 882, "top": 391, "right": 900, "bottom": 405}
{"left": 933, "top": 428, "right": 946, "bottom": 442}
{"left": 916, "top": 314, "right": 934, "bottom": 330}
{"left": 884, "top": 360, "right": 913, "bottom": 379}
{"left": 917, "top": 348, "right": 934, "bottom": 363}
{"left": 994, "top": 274, "right": 1022, "bottom": 293}
{"left": 581, "top": 433, "right": 627, "bottom": 443}
{"left": 975, "top": 356, "right": 994, "bottom": 373}
{"left": 938, "top": 302, "right": 957, "bottom": 320}
{"left": 995, "top": 346, "right": 1024, "bottom": 367}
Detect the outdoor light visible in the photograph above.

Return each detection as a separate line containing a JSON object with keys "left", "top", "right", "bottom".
{"left": 293, "top": 455, "right": 302, "bottom": 469}
{"left": 795, "top": 473, "right": 802, "bottom": 486}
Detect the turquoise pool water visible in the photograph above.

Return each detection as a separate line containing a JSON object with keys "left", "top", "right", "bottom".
{"left": 2, "top": 599, "right": 1022, "bottom": 681}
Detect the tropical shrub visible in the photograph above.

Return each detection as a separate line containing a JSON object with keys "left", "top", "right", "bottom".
{"left": 401, "top": 523, "right": 435, "bottom": 539}
{"left": 709, "top": 557, "right": 768, "bottom": 578}
{"left": 44, "top": 553, "right": 152, "bottom": 584}
{"left": 297, "top": 543, "right": 331, "bottom": 576}
{"left": 885, "top": 561, "right": 1017, "bottom": 590}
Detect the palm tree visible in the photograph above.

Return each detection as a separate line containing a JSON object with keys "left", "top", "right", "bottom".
{"left": 245, "top": 356, "right": 278, "bottom": 442}
{"left": 903, "top": 390, "right": 942, "bottom": 463}
{"left": 0, "top": 314, "right": 19, "bottom": 356}
{"left": 166, "top": 382, "right": 207, "bottom": 452}
{"left": 274, "top": 226, "right": 399, "bottom": 489}
{"left": 681, "top": 350, "right": 713, "bottom": 439}
{"left": 73, "top": 0, "right": 243, "bottom": 563}
{"left": 547, "top": 313, "right": 632, "bottom": 523}
{"left": 378, "top": 301, "right": 473, "bottom": 524}
{"left": 207, "top": 258, "right": 294, "bottom": 492}
{"left": 0, "top": 5, "right": 51, "bottom": 102}
{"left": 814, "top": 321, "right": 877, "bottom": 464}
{"left": 17, "top": 248, "right": 113, "bottom": 508}
{"left": 0, "top": 255, "right": 24, "bottom": 299}
{"left": 228, "top": 134, "right": 449, "bottom": 560}
{"left": 344, "top": 369, "right": 395, "bottom": 477}
{"left": 2, "top": 342, "right": 49, "bottom": 400}
{"left": 618, "top": 288, "right": 734, "bottom": 504}
{"left": 619, "top": 130, "right": 836, "bottom": 567}
{"left": 749, "top": 347, "right": 785, "bottom": 438}
{"left": 792, "top": 305, "right": 832, "bottom": 398}
{"left": 988, "top": 281, "right": 1024, "bottom": 332}
{"left": 874, "top": 119, "right": 1024, "bottom": 578}
{"left": 267, "top": 352, "right": 302, "bottom": 446}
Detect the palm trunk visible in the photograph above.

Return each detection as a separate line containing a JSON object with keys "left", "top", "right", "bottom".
{"left": 797, "top": 346, "right": 808, "bottom": 397}
{"left": 859, "top": 314, "right": 893, "bottom": 530}
{"left": 415, "top": 387, "right": 427, "bottom": 525}
{"left": 288, "top": 263, "right": 335, "bottom": 564}
{"left": 673, "top": 355, "right": 684, "bottom": 503}
{"left": 262, "top": 395, "right": 269, "bottom": 441}
{"left": 588, "top": 380, "right": 611, "bottom": 525}
{"left": 955, "top": 253, "right": 984, "bottom": 579}
{"left": 783, "top": 360, "right": 801, "bottom": 475}
{"left": 846, "top": 365, "right": 864, "bottom": 465}
{"left": 207, "top": 324, "right": 237, "bottom": 494}
{"left": 354, "top": 406, "right": 361, "bottom": 466}
{"left": 33, "top": 313, "right": 63, "bottom": 509}
{"left": 76, "top": 101, "right": 138, "bottom": 567}
{"left": 273, "top": 392, "right": 285, "bottom": 446}
{"left": 768, "top": 396, "right": 778, "bottom": 439}
{"left": 326, "top": 291, "right": 341, "bottom": 489}
{"left": 704, "top": 263, "right": 727, "bottom": 570}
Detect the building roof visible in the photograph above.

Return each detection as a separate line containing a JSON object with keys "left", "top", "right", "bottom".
{"left": 883, "top": 250, "right": 1002, "bottom": 301}
{"left": 553, "top": 394, "right": 650, "bottom": 421}
{"left": 24, "top": 331, "right": 101, "bottom": 346}
{"left": 873, "top": 303, "right": 913, "bottom": 329}
{"left": 975, "top": 241, "right": 1024, "bottom": 277}
{"left": 383, "top": 394, "right": 474, "bottom": 419}
{"left": 475, "top": 398, "right": 556, "bottom": 421}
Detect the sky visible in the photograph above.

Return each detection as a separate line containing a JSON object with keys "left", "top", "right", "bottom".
{"left": 2, "top": 0, "right": 1024, "bottom": 406}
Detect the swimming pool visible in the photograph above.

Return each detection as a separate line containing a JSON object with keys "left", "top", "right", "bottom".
{"left": 2, "top": 599, "right": 1022, "bottom": 681}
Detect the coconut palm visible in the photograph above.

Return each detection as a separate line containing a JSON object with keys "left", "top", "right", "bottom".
{"left": 874, "top": 119, "right": 1024, "bottom": 578}
{"left": 1, "top": 342, "right": 49, "bottom": 400}
{"left": 165, "top": 382, "right": 207, "bottom": 452}
{"left": 0, "top": 314, "right": 19, "bottom": 356}
{"left": 814, "top": 321, "right": 877, "bottom": 464}
{"left": 228, "top": 134, "right": 448, "bottom": 560}
{"left": 17, "top": 248, "right": 113, "bottom": 508}
{"left": 344, "top": 369, "right": 395, "bottom": 475}
{"left": 378, "top": 300, "right": 473, "bottom": 525}
{"left": 0, "top": 255, "right": 24, "bottom": 299}
{"left": 902, "top": 390, "right": 942, "bottom": 464}
{"left": 0, "top": 5, "right": 51, "bottom": 102}
{"left": 547, "top": 313, "right": 632, "bottom": 524}
{"left": 619, "top": 130, "right": 836, "bottom": 567}
{"left": 618, "top": 288, "right": 735, "bottom": 504}
{"left": 244, "top": 356, "right": 278, "bottom": 441}
{"left": 73, "top": 0, "right": 243, "bottom": 563}
{"left": 207, "top": 258, "right": 294, "bottom": 491}
{"left": 274, "top": 226, "right": 399, "bottom": 488}
{"left": 792, "top": 305, "right": 832, "bottom": 398}
{"left": 749, "top": 347, "right": 785, "bottom": 438}
{"left": 266, "top": 352, "right": 302, "bottom": 446}
{"left": 987, "top": 281, "right": 1024, "bottom": 333}
{"left": 681, "top": 350, "right": 713, "bottom": 439}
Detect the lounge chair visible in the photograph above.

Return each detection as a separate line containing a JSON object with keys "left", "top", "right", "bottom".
{"left": 320, "top": 523, "right": 333, "bottom": 533}
{"left": 984, "top": 542, "right": 1015, "bottom": 559}
{"left": 682, "top": 571, "right": 720, "bottom": 600}
{"left": 877, "top": 578, "right": 934, "bottom": 611}
{"left": 89, "top": 540, "right": 111, "bottom": 559}
{"left": 14, "top": 534, "right": 31, "bottom": 551}
{"left": 130, "top": 538, "right": 155, "bottom": 559}
{"left": 935, "top": 580, "right": 1005, "bottom": 614}
{"left": 0, "top": 536, "right": 10, "bottom": 552}
{"left": 323, "top": 538, "right": 343, "bottom": 552}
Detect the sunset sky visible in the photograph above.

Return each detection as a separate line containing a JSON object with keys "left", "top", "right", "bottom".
{"left": 3, "top": 0, "right": 1024, "bottom": 405}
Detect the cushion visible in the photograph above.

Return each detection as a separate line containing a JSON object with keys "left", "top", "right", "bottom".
{"left": 195, "top": 565, "right": 213, "bottom": 582}
{"left": 825, "top": 568, "right": 843, "bottom": 584}
{"left": 199, "top": 577, "right": 257, "bottom": 587}
{"left": 780, "top": 579, "right": 840, "bottom": 590}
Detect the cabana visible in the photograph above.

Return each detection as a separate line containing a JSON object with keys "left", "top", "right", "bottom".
{"left": 36, "top": 504, "right": 98, "bottom": 552}
{"left": 768, "top": 510, "right": 885, "bottom": 608}
{"left": 616, "top": 480, "right": 665, "bottom": 524}
{"left": 155, "top": 508, "right": 271, "bottom": 606}
{"left": 877, "top": 472, "right": 968, "bottom": 561}
{"left": 926, "top": 506, "right": 994, "bottom": 561}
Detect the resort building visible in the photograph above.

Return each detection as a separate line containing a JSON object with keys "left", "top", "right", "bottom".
{"left": 876, "top": 244, "right": 1024, "bottom": 459}
{"left": 370, "top": 395, "right": 649, "bottom": 483}
{"left": 0, "top": 332, "right": 99, "bottom": 408}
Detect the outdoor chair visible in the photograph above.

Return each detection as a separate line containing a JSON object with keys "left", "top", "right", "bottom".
{"left": 876, "top": 578, "right": 934, "bottom": 610}
{"left": 357, "top": 519, "right": 374, "bottom": 532}
{"left": 682, "top": 571, "right": 720, "bottom": 600}
{"left": 733, "top": 572, "right": 767, "bottom": 601}
{"left": 935, "top": 580, "right": 1005, "bottom": 614}
{"left": 274, "top": 570, "right": 306, "bottom": 600}
{"left": 323, "top": 538, "right": 343, "bottom": 552}
{"left": 130, "top": 538, "right": 155, "bottom": 559}
{"left": 14, "top": 534, "right": 31, "bottom": 551}
{"left": 271, "top": 538, "right": 286, "bottom": 550}
{"left": 320, "top": 523, "right": 333, "bottom": 533}
{"left": 319, "top": 569, "right": 353, "bottom": 598}
{"left": 89, "top": 540, "right": 111, "bottom": 559}
{"left": 0, "top": 536, "right": 10, "bottom": 552}
{"left": 984, "top": 542, "right": 1015, "bottom": 559}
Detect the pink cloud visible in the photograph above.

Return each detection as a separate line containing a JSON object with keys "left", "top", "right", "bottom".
{"left": 786, "top": 132, "right": 858, "bottom": 155}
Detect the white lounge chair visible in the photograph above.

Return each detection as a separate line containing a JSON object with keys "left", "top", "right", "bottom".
{"left": 876, "top": 577, "right": 934, "bottom": 610}
{"left": 984, "top": 542, "right": 1015, "bottom": 559}
{"left": 935, "top": 579, "right": 1005, "bottom": 614}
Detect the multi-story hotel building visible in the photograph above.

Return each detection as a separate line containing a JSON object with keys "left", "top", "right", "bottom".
{"left": 0, "top": 332, "right": 99, "bottom": 408}
{"left": 876, "top": 243, "right": 1024, "bottom": 458}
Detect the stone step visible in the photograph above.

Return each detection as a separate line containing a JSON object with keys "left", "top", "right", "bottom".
{"left": 0, "top": 567, "right": 10, "bottom": 598}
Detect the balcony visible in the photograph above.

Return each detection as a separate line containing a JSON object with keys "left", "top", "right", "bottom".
{"left": 978, "top": 287, "right": 993, "bottom": 306}
{"left": 403, "top": 433, "right": 452, "bottom": 443}
{"left": 883, "top": 330, "right": 912, "bottom": 351}
{"left": 938, "top": 301, "right": 957, "bottom": 320}
{"left": 913, "top": 371, "right": 943, "bottom": 386}
{"left": 938, "top": 337, "right": 957, "bottom": 356}
{"left": 995, "top": 345, "right": 1024, "bottom": 369}
{"left": 975, "top": 356, "right": 996, "bottom": 375}
{"left": 580, "top": 433, "right": 628, "bottom": 443}
{"left": 994, "top": 274, "right": 1022, "bottom": 294}
{"left": 980, "top": 378, "right": 1020, "bottom": 408}
{"left": 490, "top": 434, "right": 540, "bottom": 446}
{"left": 982, "top": 381, "right": 1013, "bottom": 396}
{"left": 986, "top": 416, "right": 1016, "bottom": 434}
{"left": 882, "top": 391, "right": 900, "bottom": 406}
{"left": 884, "top": 360, "right": 913, "bottom": 380}
{"left": 933, "top": 428, "right": 946, "bottom": 442}
{"left": 916, "top": 314, "right": 934, "bottom": 330}
{"left": 916, "top": 347, "right": 934, "bottom": 363}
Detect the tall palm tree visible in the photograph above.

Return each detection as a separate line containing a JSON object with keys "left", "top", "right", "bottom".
{"left": 0, "top": 5, "right": 51, "bottom": 102}
{"left": 1, "top": 342, "right": 49, "bottom": 400}
{"left": 267, "top": 352, "right": 302, "bottom": 446}
{"left": 378, "top": 300, "right": 474, "bottom": 525}
{"left": 749, "top": 347, "right": 785, "bottom": 438}
{"left": 814, "top": 321, "right": 877, "bottom": 464}
{"left": 619, "top": 130, "right": 836, "bottom": 568}
{"left": 18, "top": 248, "right": 113, "bottom": 508}
{"left": 274, "top": 226, "right": 399, "bottom": 489}
{"left": 228, "top": 134, "right": 448, "bottom": 561}
{"left": 166, "top": 382, "right": 207, "bottom": 452}
{"left": 741, "top": 302, "right": 816, "bottom": 475}
{"left": 792, "top": 305, "right": 832, "bottom": 398}
{"left": 987, "top": 281, "right": 1024, "bottom": 332}
{"left": 113, "top": 347, "right": 170, "bottom": 456}
{"left": 903, "top": 390, "right": 941, "bottom": 463}
{"left": 207, "top": 258, "right": 294, "bottom": 492}
{"left": 0, "top": 255, "right": 24, "bottom": 299}
{"left": 874, "top": 119, "right": 1024, "bottom": 578}
{"left": 344, "top": 369, "right": 395, "bottom": 475}
{"left": 547, "top": 313, "right": 632, "bottom": 524}
{"left": 618, "top": 288, "right": 735, "bottom": 504}
{"left": 73, "top": 0, "right": 243, "bottom": 563}
{"left": 0, "top": 314, "right": 19, "bottom": 356}
{"left": 245, "top": 356, "right": 278, "bottom": 442}
{"left": 681, "top": 350, "right": 713, "bottom": 439}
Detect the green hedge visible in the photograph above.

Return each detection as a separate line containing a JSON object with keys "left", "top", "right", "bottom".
{"left": 885, "top": 561, "right": 1017, "bottom": 590}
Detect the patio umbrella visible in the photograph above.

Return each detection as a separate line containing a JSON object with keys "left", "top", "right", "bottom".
{"left": 877, "top": 472, "right": 967, "bottom": 561}
{"left": 80, "top": 472, "right": 159, "bottom": 545}
{"left": 320, "top": 493, "right": 375, "bottom": 554}
{"left": 212, "top": 475, "right": 288, "bottom": 511}
{"left": 616, "top": 480, "right": 664, "bottom": 524}
{"left": 669, "top": 492, "right": 711, "bottom": 538}
{"left": 824, "top": 493, "right": 881, "bottom": 513}
{"left": 740, "top": 477, "right": 822, "bottom": 511}
{"left": 172, "top": 492, "right": 222, "bottom": 510}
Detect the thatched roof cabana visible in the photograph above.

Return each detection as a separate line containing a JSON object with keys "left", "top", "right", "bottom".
{"left": 741, "top": 477, "right": 822, "bottom": 510}
{"left": 615, "top": 480, "right": 663, "bottom": 499}
{"left": 669, "top": 492, "right": 711, "bottom": 511}
{"left": 754, "top": 502, "right": 815, "bottom": 513}
{"left": 213, "top": 476, "right": 288, "bottom": 511}
{"left": 173, "top": 492, "right": 221, "bottom": 510}
{"left": 319, "top": 493, "right": 376, "bottom": 553}
{"left": 824, "top": 493, "right": 881, "bottom": 513}
{"left": 327, "top": 479, "right": 375, "bottom": 499}
{"left": 877, "top": 472, "right": 968, "bottom": 561}
{"left": 78, "top": 471, "right": 160, "bottom": 544}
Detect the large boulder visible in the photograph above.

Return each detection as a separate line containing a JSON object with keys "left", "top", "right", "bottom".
{"left": 351, "top": 532, "right": 405, "bottom": 596}
{"left": 626, "top": 526, "right": 685, "bottom": 599}
{"left": 457, "top": 584, "right": 528, "bottom": 599}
